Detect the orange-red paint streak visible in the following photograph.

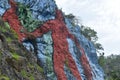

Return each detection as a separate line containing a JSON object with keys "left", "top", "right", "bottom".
{"left": 2, "top": 0, "right": 26, "bottom": 41}
{"left": 80, "top": 48, "right": 93, "bottom": 80}
{"left": 32, "top": 10, "right": 82, "bottom": 80}
{"left": 68, "top": 31, "right": 93, "bottom": 80}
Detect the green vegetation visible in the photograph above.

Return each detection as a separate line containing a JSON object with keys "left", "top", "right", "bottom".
{"left": 28, "top": 62, "right": 44, "bottom": 74}
{"left": 66, "top": 13, "right": 120, "bottom": 80}
{"left": 21, "top": 70, "right": 27, "bottom": 78}
{"left": 65, "top": 14, "right": 104, "bottom": 53}
{"left": 29, "top": 75, "right": 35, "bottom": 80}
{"left": 80, "top": 22, "right": 120, "bottom": 80}
{"left": 6, "top": 37, "right": 12, "bottom": 43}
{"left": 12, "top": 53, "right": 20, "bottom": 60}
{"left": 17, "top": 3, "right": 43, "bottom": 32}
{"left": 11, "top": 29, "right": 18, "bottom": 39}
{"left": 80, "top": 25, "right": 104, "bottom": 53}
{"left": 0, "top": 17, "right": 44, "bottom": 80}
{"left": 0, "top": 26, "right": 7, "bottom": 32}
{"left": 81, "top": 25, "right": 98, "bottom": 42}
{"left": 0, "top": 19, "right": 10, "bottom": 33}
{"left": 98, "top": 53, "right": 105, "bottom": 67}
{"left": 0, "top": 17, "right": 18, "bottom": 43}
{"left": 9, "top": 47, "right": 15, "bottom": 53}
{"left": 28, "top": 63, "right": 34, "bottom": 70}
{"left": 20, "top": 69, "right": 35, "bottom": 80}
{"left": 36, "top": 64, "right": 44, "bottom": 73}
{"left": 99, "top": 54, "right": 120, "bottom": 80}
{"left": 0, "top": 17, "right": 7, "bottom": 33}
{"left": 4, "top": 22, "right": 10, "bottom": 29}
{"left": 0, "top": 75, "right": 9, "bottom": 80}
{"left": 65, "top": 14, "right": 79, "bottom": 26}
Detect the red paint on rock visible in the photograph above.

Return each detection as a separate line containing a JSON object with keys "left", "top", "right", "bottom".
{"left": 2, "top": 0, "right": 92, "bottom": 80}
{"left": 33, "top": 10, "right": 82, "bottom": 80}
{"left": 80, "top": 48, "right": 93, "bottom": 80}
{"left": 2, "top": 0, "right": 26, "bottom": 42}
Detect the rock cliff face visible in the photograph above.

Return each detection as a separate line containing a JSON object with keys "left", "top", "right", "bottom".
{"left": 0, "top": 17, "right": 45, "bottom": 79}
{"left": 0, "top": 0, "right": 104, "bottom": 80}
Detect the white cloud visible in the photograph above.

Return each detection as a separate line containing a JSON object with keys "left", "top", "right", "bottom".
{"left": 55, "top": 0, "right": 120, "bottom": 56}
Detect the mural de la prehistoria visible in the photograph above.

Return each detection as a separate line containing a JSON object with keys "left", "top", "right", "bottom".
{"left": 0, "top": 0, "right": 104, "bottom": 80}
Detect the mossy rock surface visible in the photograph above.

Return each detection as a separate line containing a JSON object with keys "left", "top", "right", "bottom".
{"left": 0, "top": 17, "right": 45, "bottom": 80}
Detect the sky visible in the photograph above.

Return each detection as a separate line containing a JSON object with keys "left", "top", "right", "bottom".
{"left": 55, "top": 0, "right": 120, "bottom": 56}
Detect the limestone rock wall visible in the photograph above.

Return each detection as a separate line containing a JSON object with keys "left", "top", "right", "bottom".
{"left": 0, "top": 0, "right": 104, "bottom": 80}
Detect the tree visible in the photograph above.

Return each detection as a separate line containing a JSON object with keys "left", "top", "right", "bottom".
{"left": 81, "top": 25, "right": 98, "bottom": 42}
{"left": 65, "top": 14, "right": 79, "bottom": 26}
{"left": 65, "top": 14, "right": 104, "bottom": 53}
{"left": 80, "top": 25, "right": 104, "bottom": 53}
{"left": 100, "top": 54, "right": 120, "bottom": 80}
{"left": 98, "top": 52, "right": 105, "bottom": 67}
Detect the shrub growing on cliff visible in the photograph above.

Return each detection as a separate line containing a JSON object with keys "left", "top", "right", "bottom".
{"left": 65, "top": 14, "right": 79, "bottom": 26}
{"left": 80, "top": 25, "right": 104, "bottom": 53}
{"left": 65, "top": 14, "right": 104, "bottom": 53}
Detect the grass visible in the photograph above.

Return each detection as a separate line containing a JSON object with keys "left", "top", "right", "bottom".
{"left": 28, "top": 63, "right": 34, "bottom": 71}
{"left": 4, "top": 22, "right": 10, "bottom": 29}
{"left": 36, "top": 64, "right": 44, "bottom": 73}
{"left": 21, "top": 69, "right": 35, "bottom": 80}
{"left": 0, "top": 22, "right": 10, "bottom": 33}
{"left": 11, "top": 29, "right": 18, "bottom": 39}
{"left": 6, "top": 37, "right": 12, "bottom": 43}
{"left": 21, "top": 70, "right": 27, "bottom": 77}
{"left": 0, "top": 51, "right": 2, "bottom": 61}
{"left": 29, "top": 74, "right": 35, "bottom": 80}
{"left": 0, "top": 26, "right": 7, "bottom": 32}
{"left": 12, "top": 53, "right": 20, "bottom": 60}
{"left": 0, "top": 75, "right": 9, "bottom": 80}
